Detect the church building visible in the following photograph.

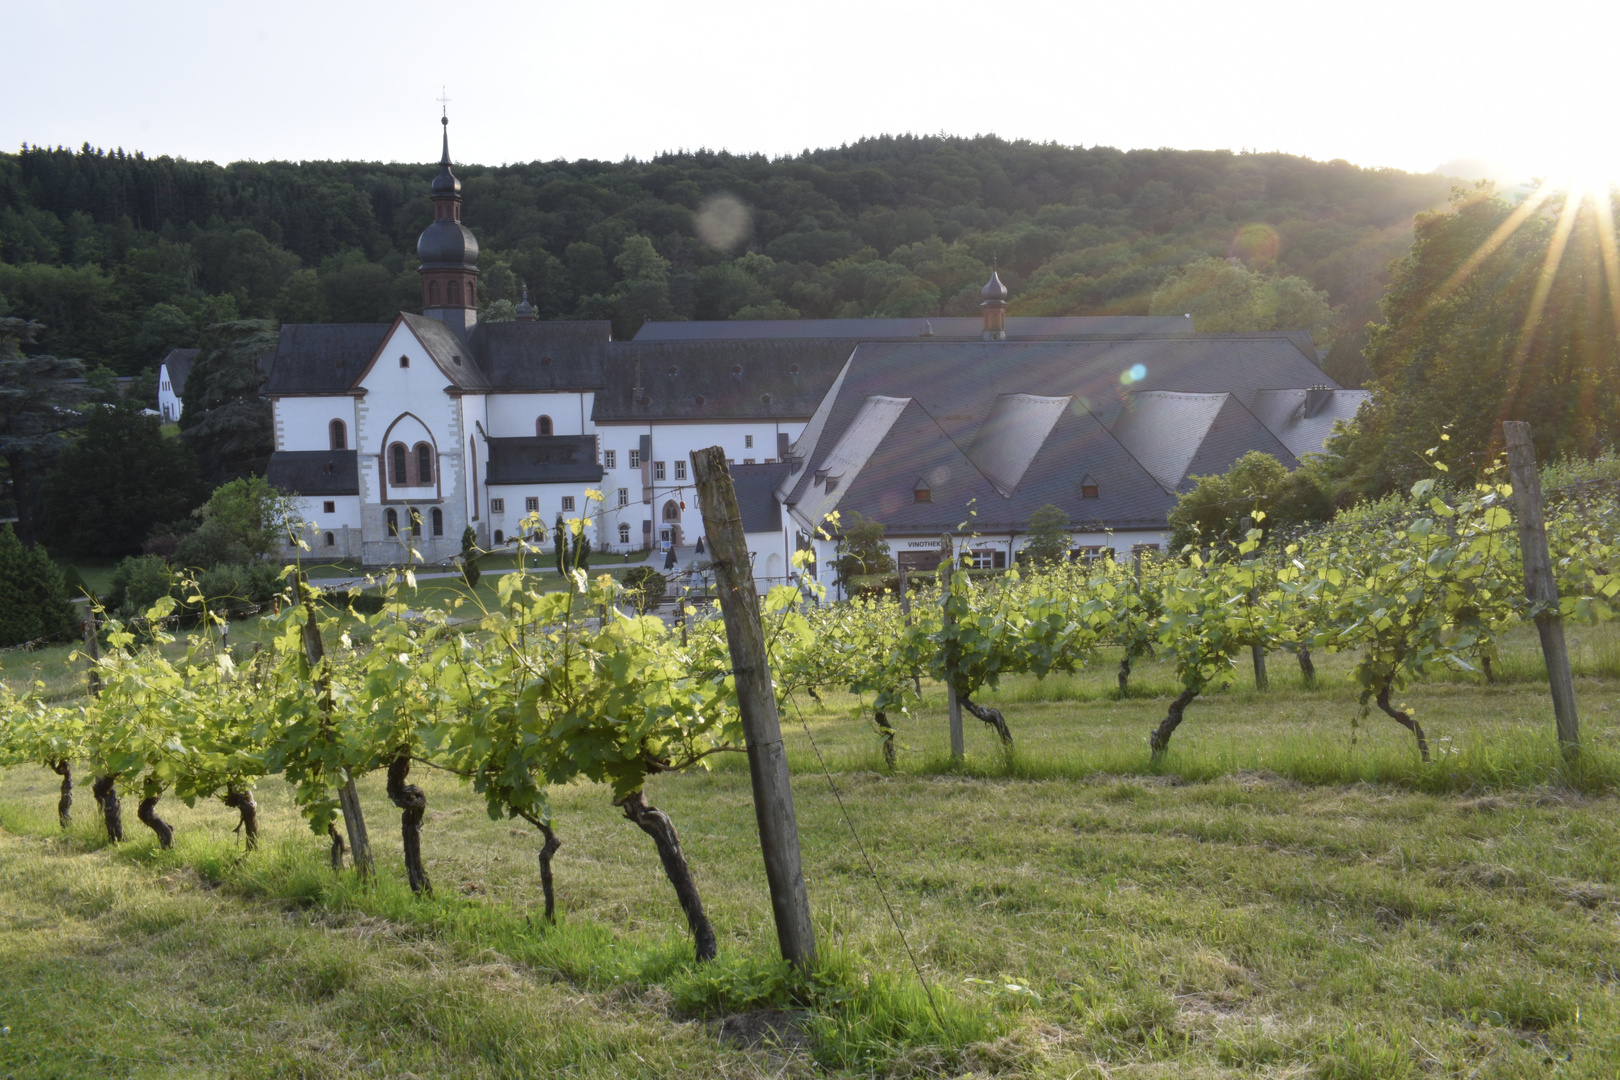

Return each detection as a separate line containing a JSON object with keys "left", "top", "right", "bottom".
{"left": 262, "top": 118, "right": 1366, "bottom": 588}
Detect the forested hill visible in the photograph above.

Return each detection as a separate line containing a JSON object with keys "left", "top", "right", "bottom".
{"left": 1, "top": 135, "right": 1455, "bottom": 382}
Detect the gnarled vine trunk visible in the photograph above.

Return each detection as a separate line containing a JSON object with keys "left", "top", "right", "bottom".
{"left": 960, "top": 695, "right": 1013, "bottom": 747}
{"left": 222, "top": 786, "right": 259, "bottom": 850}
{"left": 875, "top": 710, "right": 896, "bottom": 769}
{"left": 1297, "top": 647, "right": 1316, "bottom": 684}
{"left": 1117, "top": 656, "right": 1132, "bottom": 695}
{"left": 1149, "top": 687, "right": 1199, "bottom": 758}
{"left": 91, "top": 775, "right": 123, "bottom": 842}
{"left": 386, "top": 753, "right": 431, "bottom": 895}
{"left": 1375, "top": 685, "right": 1430, "bottom": 762}
{"left": 137, "top": 785, "right": 174, "bottom": 849}
{"left": 618, "top": 790, "right": 717, "bottom": 961}
{"left": 327, "top": 824, "right": 347, "bottom": 871}
{"left": 50, "top": 760, "right": 72, "bottom": 828}
{"left": 519, "top": 813, "right": 562, "bottom": 924}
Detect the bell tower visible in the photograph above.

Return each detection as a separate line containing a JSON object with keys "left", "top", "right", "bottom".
{"left": 417, "top": 114, "right": 480, "bottom": 338}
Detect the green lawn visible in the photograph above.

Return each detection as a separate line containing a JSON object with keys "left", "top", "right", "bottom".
{"left": 3, "top": 626, "right": 1619, "bottom": 1077}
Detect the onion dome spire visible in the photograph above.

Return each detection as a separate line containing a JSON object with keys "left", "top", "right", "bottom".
{"left": 515, "top": 282, "right": 536, "bottom": 321}
{"left": 980, "top": 259, "right": 1008, "bottom": 340}
{"left": 431, "top": 115, "right": 460, "bottom": 196}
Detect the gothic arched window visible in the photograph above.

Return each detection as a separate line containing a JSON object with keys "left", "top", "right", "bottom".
{"left": 415, "top": 442, "right": 433, "bottom": 484}
{"left": 428, "top": 281, "right": 440, "bottom": 306}
{"left": 386, "top": 508, "right": 399, "bottom": 536}
{"left": 618, "top": 523, "right": 631, "bottom": 544}
{"left": 329, "top": 419, "right": 346, "bottom": 450}
{"left": 390, "top": 443, "right": 407, "bottom": 485}
{"left": 448, "top": 280, "right": 462, "bottom": 306}
{"left": 431, "top": 508, "right": 443, "bottom": 536}
{"left": 663, "top": 499, "right": 680, "bottom": 522}
{"left": 409, "top": 508, "right": 422, "bottom": 537}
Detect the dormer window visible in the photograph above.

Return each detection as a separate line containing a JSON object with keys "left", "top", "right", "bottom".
{"left": 399, "top": 355, "right": 410, "bottom": 368}
{"left": 1080, "top": 473, "right": 1099, "bottom": 499}
{"left": 913, "top": 481, "right": 931, "bottom": 503}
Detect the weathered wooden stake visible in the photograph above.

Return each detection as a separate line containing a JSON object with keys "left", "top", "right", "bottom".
{"left": 1502, "top": 422, "right": 1580, "bottom": 758}
{"left": 1241, "top": 516, "right": 1268, "bottom": 691}
{"left": 941, "top": 561, "right": 965, "bottom": 761}
{"left": 690, "top": 447, "right": 816, "bottom": 970}
{"left": 300, "top": 584, "right": 375, "bottom": 877}
{"left": 82, "top": 606, "right": 101, "bottom": 697}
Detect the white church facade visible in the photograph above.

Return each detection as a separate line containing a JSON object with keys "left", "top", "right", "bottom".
{"left": 263, "top": 118, "right": 1367, "bottom": 590}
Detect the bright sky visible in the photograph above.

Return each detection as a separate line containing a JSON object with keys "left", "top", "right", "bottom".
{"left": 10, "top": 0, "right": 1614, "bottom": 185}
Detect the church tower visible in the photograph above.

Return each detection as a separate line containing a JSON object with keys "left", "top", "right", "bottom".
{"left": 417, "top": 115, "right": 480, "bottom": 338}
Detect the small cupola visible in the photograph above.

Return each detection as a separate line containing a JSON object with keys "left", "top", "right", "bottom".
{"left": 515, "top": 282, "right": 536, "bottom": 321}
{"left": 980, "top": 261, "right": 1008, "bottom": 341}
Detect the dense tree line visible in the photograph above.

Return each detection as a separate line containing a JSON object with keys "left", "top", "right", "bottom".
{"left": 1, "top": 137, "right": 1454, "bottom": 381}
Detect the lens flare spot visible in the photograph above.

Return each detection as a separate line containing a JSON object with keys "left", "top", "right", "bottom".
{"left": 695, "top": 193, "right": 752, "bottom": 251}
{"left": 1120, "top": 363, "right": 1147, "bottom": 385}
{"left": 1229, "top": 223, "right": 1280, "bottom": 268}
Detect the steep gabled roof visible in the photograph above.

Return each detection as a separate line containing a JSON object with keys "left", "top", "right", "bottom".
{"left": 1108, "top": 392, "right": 1230, "bottom": 491}
{"left": 396, "top": 313, "right": 490, "bottom": 391}
{"left": 160, "top": 348, "right": 199, "bottom": 394}
{"left": 731, "top": 461, "right": 792, "bottom": 534}
{"left": 964, "top": 394, "right": 1071, "bottom": 497}
{"left": 485, "top": 435, "right": 605, "bottom": 485}
{"left": 263, "top": 325, "right": 391, "bottom": 396}
{"left": 266, "top": 450, "right": 360, "bottom": 495}
{"left": 783, "top": 333, "right": 1338, "bottom": 533}
{"left": 464, "top": 320, "right": 611, "bottom": 391}
{"left": 634, "top": 315, "right": 1195, "bottom": 341}
{"left": 592, "top": 339, "right": 855, "bottom": 422}
{"left": 1249, "top": 388, "right": 1370, "bottom": 459}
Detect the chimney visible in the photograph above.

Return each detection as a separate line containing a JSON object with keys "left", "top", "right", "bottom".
{"left": 980, "top": 262, "right": 1008, "bottom": 341}
{"left": 1304, "top": 384, "right": 1333, "bottom": 419}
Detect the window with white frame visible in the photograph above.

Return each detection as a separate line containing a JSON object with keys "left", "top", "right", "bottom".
{"left": 674, "top": 460, "right": 686, "bottom": 480}
{"left": 525, "top": 496, "right": 539, "bottom": 512}
{"left": 561, "top": 496, "right": 575, "bottom": 512}
{"left": 628, "top": 449, "right": 640, "bottom": 467}
{"left": 490, "top": 498, "right": 505, "bottom": 514}
{"left": 654, "top": 461, "right": 666, "bottom": 481}
{"left": 745, "top": 434, "right": 754, "bottom": 449}
{"left": 744, "top": 458, "right": 755, "bottom": 465}
{"left": 618, "top": 488, "right": 629, "bottom": 507}
{"left": 604, "top": 449, "right": 616, "bottom": 468}
{"left": 618, "top": 523, "right": 631, "bottom": 544}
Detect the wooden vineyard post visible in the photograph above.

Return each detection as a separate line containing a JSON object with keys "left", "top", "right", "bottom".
{"left": 1242, "top": 516, "right": 1268, "bottom": 691}
{"left": 82, "top": 606, "right": 101, "bottom": 697}
{"left": 1502, "top": 422, "right": 1580, "bottom": 757}
{"left": 299, "top": 582, "right": 375, "bottom": 877}
{"left": 690, "top": 447, "right": 817, "bottom": 970}
{"left": 941, "top": 554, "right": 964, "bottom": 761}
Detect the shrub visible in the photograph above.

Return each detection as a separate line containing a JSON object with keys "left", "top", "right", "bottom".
{"left": 0, "top": 525, "right": 78, "bottom": 647}
{"left": 460, "top": 525, "right": 481, "bottom": 588}
{"left": 622, "top": 566, "right": 667, "bottom": 613}
{"left": 195, "top": 562, "right": 282, "bottom": 614}
{"left": 107, "top": 554, "right": 176, "bottom": 614}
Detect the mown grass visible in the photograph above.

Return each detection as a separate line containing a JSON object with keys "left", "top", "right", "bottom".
{"left": 5, "top": 626, "right": 1620, "bottom": 1077}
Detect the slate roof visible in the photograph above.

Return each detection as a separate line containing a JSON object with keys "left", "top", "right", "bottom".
{"left": 266, "top": 450, "right": 360, "bottom": 496}
{"left": 485, "top": 435, "right": 605, "bottom": 485}
{"left": 398, "top": 313, "right": 490, "bottom": 391}
{"left": 463, "top": 320, "right": 611, "bottom": 391}
{"left": 1248, "top": 388, "right": 1370, "bottom": 459}
{"left": 263, "top": 325, "right": 391, "bottom": 396}
{"left": 592, "top": 339, "right": 856, "bottom": 422}
{"left": 731, "top": 461, "right": 791, "bottom": 534}
{"left": 781, "top": 333, "right": 1337, "bottom": 535}
{"left": 160, "top": 349, "right": 199, "bottom": 394}
{"left": 633, "top": 315, "right": 1195, "bottom": 341}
